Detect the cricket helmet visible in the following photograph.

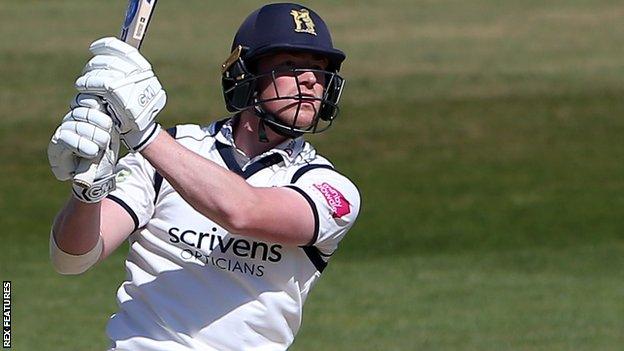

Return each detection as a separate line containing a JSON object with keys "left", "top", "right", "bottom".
{"left": 221, "top": 3, "right": 346, "bottom": 137}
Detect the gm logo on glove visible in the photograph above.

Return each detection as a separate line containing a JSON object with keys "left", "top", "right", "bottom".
{"left": 138, "top": 85, "right": 156, "bottom": 107}
{"left": 77, "top": 176, "right": 117, "bottom": 203}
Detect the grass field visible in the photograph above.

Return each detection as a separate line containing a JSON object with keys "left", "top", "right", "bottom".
{"left": 1, "top": 0, "right": 624, "bottom": 350}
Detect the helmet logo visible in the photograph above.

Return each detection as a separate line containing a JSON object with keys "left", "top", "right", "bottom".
{"left": 290, "top": 9, "right": 317, "bottom": 36}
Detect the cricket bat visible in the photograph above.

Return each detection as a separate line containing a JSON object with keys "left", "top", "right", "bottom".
{"left": 73, "top": 0, "right": 159, "bottom": 188}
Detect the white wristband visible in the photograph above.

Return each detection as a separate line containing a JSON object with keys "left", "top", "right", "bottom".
{"left": 121, "top": 122, "right": 162, "bottom": 152}
{"left": 50, "top": 230, "right": 103, "bottom": 275}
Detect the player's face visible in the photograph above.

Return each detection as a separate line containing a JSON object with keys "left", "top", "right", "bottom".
{"left": 255, "top": 52, "right": 329, "bottom": 129}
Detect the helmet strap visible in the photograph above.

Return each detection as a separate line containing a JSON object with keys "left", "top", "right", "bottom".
{"left": 253, "top": 105, "right": 303, "bottom": 141}
{"left": 257, "top": 119, "right": 269, "bottom": 143}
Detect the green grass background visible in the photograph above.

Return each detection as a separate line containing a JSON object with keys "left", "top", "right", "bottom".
{"left": 1, "top": 0, "right": 624, "bottom": 350}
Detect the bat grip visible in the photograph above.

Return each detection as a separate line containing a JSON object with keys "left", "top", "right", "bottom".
{"left": 73, "top": 159, "right": 99, "bottom": 188}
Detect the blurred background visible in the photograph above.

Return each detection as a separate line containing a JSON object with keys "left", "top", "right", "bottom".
{"left": 1, "top": 0, "right": 623, "bottom": 350}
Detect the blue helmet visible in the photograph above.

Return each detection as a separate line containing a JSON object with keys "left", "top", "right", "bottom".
{"left": 221, "top": 3, "right": 346, "bottom": 137}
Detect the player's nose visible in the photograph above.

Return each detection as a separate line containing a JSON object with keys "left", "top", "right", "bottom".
{"left": 298, "top": 70, "right": 318, "bottom": 89}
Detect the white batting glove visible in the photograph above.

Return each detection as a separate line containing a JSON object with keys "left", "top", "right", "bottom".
{"left": 74, "top": 37, "right": 166, "bottom": 152}
{"left": 48, "top": 94, "right": 120, "bottom": 203}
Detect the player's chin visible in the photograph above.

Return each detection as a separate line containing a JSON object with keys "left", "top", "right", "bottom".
{"left": 280, "top": 102, "right": 318, "bottom": 128}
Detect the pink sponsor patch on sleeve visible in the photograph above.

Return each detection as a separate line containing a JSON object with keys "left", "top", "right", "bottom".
{"left": 313, "top": 183, "right": 351, "bottom": 218}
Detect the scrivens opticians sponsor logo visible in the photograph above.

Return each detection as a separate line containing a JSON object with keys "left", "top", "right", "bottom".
{"left": 168, "top": 227, "right": 282, "bottom": 277}
{"left": 168, "top": 227, "right": 282, "bottom": 262}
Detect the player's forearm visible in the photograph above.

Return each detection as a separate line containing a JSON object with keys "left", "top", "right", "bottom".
{"left": 141, "top": 131, "right": 259, "bottom": 233}
{"left": 52, "top": 196, "right": 103, "bottom": 255}
{"left": 141, "top": 133, "right": 253, "bottom": 230}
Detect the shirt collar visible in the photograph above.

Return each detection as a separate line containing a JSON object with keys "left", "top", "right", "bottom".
{"left": 214, "top": 118, "right": 306, "bottom": 167}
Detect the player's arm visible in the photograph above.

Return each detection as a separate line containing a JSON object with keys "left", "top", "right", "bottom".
{"left": 52, "top": 197, "right": 135, "bottom": 263}
{"left": 47, "top": 92, "right": 136, "bottom": 274}
{"left": 48, "top": 151, "right": 136, "bottom": 275}
{"left": 141, "top": 132, "right": 315, "bottom": 245}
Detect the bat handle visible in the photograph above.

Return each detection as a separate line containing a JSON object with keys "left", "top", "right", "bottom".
{"left": 73, "top": 159, "right": 99, "bottom": 188}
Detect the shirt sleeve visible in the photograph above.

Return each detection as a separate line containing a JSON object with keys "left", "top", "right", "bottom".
{"left": 107, "top": 152, "right": 157, "bottom": 231}
{"left": 287, "top": 167, "right": 361, "bottom": 254}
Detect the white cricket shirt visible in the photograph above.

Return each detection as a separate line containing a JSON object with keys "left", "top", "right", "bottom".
{"left": 105, "top": 118, "right": 361, "bottom": 351}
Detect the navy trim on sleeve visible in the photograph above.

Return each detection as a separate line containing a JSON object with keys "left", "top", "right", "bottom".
{"left": 318, "top": 250, "right": 333, "bottom": 258}
{"left": 106, "top": 194, "right": 139, "bottom": 231}
{"left": 288, "top": 165, "right": 345, "bottom": 272}
{"left": 285, "top": 185, "right": 328, "bottom": 273}
{"left": 153, "top": 173, "right": 164, "bottom": 205}
{"left": 302, "top": 246, "right": 328, "bottom": 273}
{"left": 285, "top": 185, "right": 319, "bottom": 246}
{"left": 291, "top": 164, "right": 335, "bottom": 183}
{"left": 153, "top": 126, "right": 178, "bottom": 204}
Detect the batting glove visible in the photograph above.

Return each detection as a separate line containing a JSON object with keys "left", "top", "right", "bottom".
{"left": 74, "top": 37, "right": 166, "bottom": 152}
{"left": 47, "top": 94, "right": 120, "bottom": 203}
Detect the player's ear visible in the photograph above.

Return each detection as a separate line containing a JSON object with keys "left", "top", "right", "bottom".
{"left": 222, "top": 46, "right": 257, "bottom": 112}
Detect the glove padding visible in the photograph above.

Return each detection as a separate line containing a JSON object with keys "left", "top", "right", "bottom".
{"left": 48, "top": 94, "right": 120, "bottom": 203}
{"left": 75, "top": 37, "right": 165, "bottom": 152}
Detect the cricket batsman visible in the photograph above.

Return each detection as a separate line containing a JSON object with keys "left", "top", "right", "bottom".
{"left": 47, "top": 3, "right": 360, "bottom": 350}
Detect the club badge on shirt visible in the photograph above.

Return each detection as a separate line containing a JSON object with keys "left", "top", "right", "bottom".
{"left": 313, "top": 182, "right": 350, "bottom": 218}
{"left": 115, "top": 169, "right": 132, "bottom": 183}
